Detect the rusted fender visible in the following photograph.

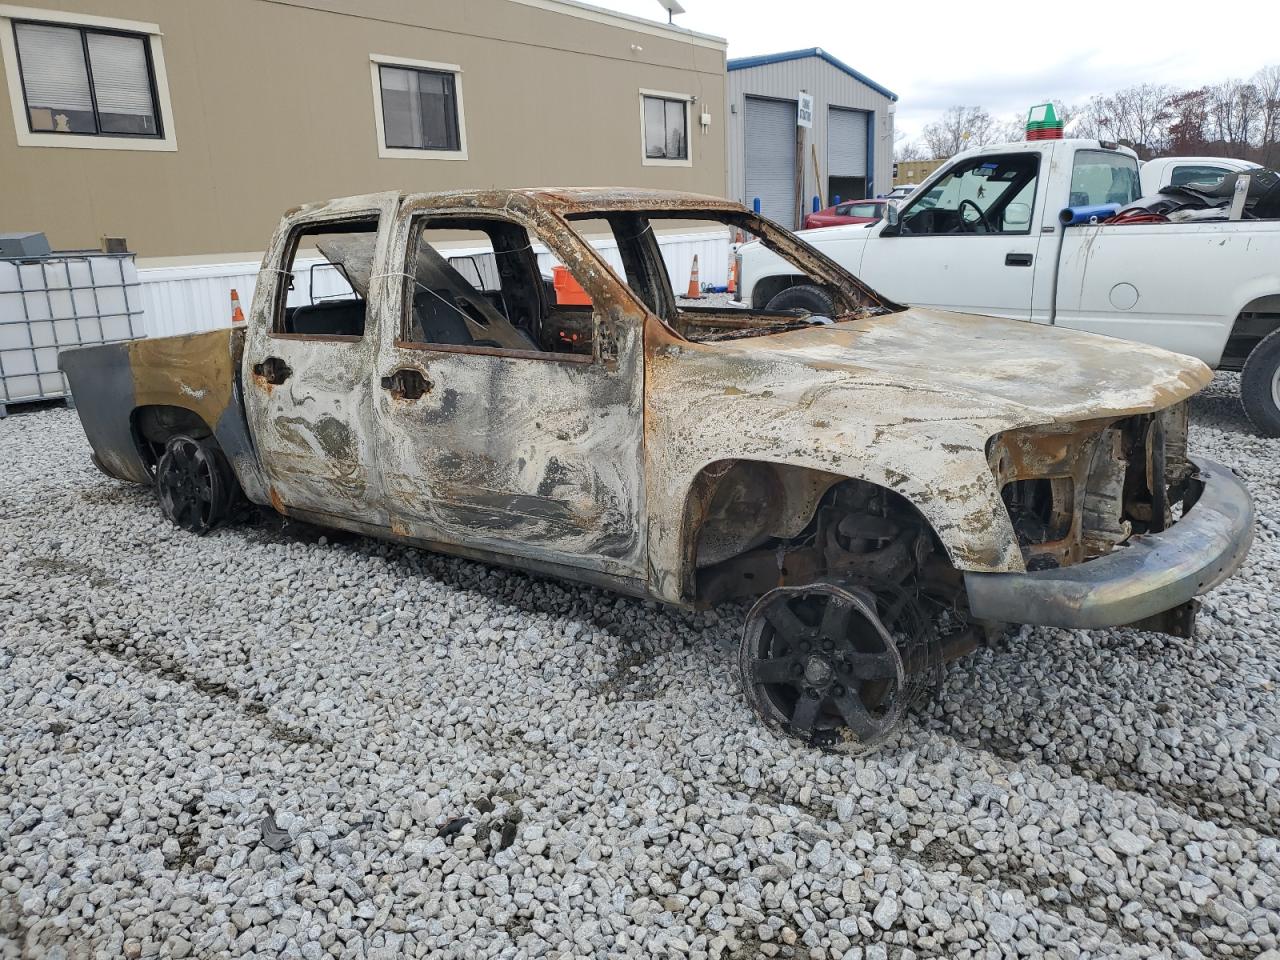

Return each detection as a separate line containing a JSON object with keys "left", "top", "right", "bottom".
{"left": 58, "top": 328, "right": 269, "bottom": 503}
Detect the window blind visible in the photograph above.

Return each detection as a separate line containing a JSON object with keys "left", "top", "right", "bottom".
{"left": 14, "top": 23, "right": 93, "bottom": 113}
{"left": 86, "top": 32, "right": 153, "bottom": 117}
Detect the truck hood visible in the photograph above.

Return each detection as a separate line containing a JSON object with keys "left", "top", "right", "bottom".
{"left": 702, "top": 306, "right": 1211, "bottom": 426}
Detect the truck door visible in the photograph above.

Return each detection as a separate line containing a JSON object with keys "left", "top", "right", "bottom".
{"left": 860, "top": 151, "right": 1043, "bottom": 320}
{"left": 241, "top": 193, "right": 401, "bottom": 524}
{"left": 369, "top": 204, "right": 646, "bottom": 581}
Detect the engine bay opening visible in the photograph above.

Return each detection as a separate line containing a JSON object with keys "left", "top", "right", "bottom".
{"left": 1001, "top": 477, "right": 1075, "bottom": 549}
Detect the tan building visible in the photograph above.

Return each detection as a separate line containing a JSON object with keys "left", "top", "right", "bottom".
{"left": 0, "top": 0, "right": 728, "bottom": 263}
{"left": 892, "top": 158, "right": 944, "bottom": 187}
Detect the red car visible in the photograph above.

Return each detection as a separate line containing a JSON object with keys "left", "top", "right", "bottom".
{"left": 803, "top": 198, "right": 891, "bottom": 230}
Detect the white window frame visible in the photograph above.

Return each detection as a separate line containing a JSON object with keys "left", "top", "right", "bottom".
{"left": 369, "top": 53, "right": 467, "bottom": 161}
{"left": 639, "top": 88, "right": 692, "bottom": 168}
{"left": 0, "top": 4, "right": 176, "bottom": 151}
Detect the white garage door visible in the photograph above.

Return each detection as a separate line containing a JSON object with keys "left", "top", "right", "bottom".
{"left": 828, "top": 107, "right": 868, "bottom": 178}
{"left": 744, "top": 96, "right": 797, "bottom": 229}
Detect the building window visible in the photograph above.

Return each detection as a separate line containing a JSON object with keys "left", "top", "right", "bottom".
{"left": 370, "top": 55, "right": 467, "bottom": 161}
{"left": 0, "top": 7, "right": 175, "bottom": 151}
{"left": 640, "top": 90, "right": 691, "bottom": 166}
{"left": 13, "top": 21, "right": 160, "bottom": 137}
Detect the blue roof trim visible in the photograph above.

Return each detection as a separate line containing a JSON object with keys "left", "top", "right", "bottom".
{"left": 726, "top": 47, "right": 898, "bottom": 102}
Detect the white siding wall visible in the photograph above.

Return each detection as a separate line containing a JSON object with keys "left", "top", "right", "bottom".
{"left": 135, "top": 231, "right": 733, "bottom": 337}
{"left": 727, "top": 56, "right": 895, "bottom": 209}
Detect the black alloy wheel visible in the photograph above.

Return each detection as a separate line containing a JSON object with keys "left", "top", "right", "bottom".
{"left": 155, "top": 434, "right": 236, "bottom": 535}
{"left": 739, "top": 580, "right": 927, "bottom": 749}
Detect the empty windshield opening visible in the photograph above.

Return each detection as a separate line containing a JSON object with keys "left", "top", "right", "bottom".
{"left": 564, "top": 209, "right": 894, "bottom": 343}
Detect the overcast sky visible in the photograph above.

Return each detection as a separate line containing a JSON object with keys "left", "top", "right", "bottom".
{"left": 595, "top": 0, "right": 1279, "bottom": 144}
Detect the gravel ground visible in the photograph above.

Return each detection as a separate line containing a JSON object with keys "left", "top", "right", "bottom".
{"left": 2, "top": 374, "right": 1278, "bottom": 960}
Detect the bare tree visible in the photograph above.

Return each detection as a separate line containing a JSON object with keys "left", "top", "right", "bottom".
{"left": 1078, "top": 84, "right": 1175, "bottom": 158}
{"left": 1206, "top": 78, "right": 1261, "bottom": 150}
{"left": 1256, "top": 63, "right": 1280, "bottom": 167}
{"left": 920, "top": 106, "right": 1000, "bottom": 158}
{"left": 1166, "top": 88, "right": 1210, "bottom": 154}
{"left": 893, "top": 132, "right": 926, "bottom": 162}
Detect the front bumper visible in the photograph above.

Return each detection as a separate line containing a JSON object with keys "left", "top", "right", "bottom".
{"left": 965, "top": 457, "right": 1254, "bottom": 630}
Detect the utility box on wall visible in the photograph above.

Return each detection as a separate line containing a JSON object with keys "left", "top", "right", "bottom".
{"left": 0, "top": 232, "right": 53, "bottom": 259}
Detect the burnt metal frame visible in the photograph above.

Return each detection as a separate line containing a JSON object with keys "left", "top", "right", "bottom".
{"left": 11, "top": 17, "right": 164, "bottom": 139}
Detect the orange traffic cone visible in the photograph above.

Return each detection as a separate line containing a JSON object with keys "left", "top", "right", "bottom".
{"left": 230, "top": 288, "right": 246, "bottom": 324}
{"left": 727, "top": 255, "right": 737, "bottom": 296}
{"left": 685, "top": 255, "right": 702, "bottom": 299}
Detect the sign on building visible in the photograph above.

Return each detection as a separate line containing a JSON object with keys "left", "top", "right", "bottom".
{"left": 797, "top": 93, "right": 814, "bottom": 128}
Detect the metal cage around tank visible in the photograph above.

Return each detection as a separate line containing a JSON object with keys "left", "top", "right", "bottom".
{"left": 0, "top": 251, "right": 146, "bottom": 416}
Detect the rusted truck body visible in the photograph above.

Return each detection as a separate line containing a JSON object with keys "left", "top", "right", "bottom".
{"left": 59, "top": 189, "right": 1254, "bottom": 748}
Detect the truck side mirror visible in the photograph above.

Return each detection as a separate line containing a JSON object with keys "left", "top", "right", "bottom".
{"left": 881, "top": 203, "right": 901, "bottom": 235}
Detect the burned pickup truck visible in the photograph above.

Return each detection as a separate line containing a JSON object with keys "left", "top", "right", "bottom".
{"left": 60, "top": 189, "right": 1254, "bottom": 748}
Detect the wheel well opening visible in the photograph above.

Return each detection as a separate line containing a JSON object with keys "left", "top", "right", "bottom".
{"left": 751, "top": 274, "right": 807, "bottom": 310}
{"left": 131, "top": 405, "right": 215, "bottom": 478}
{"left": 680, "top": 460, "right": 957, "bottom": 609}
{"left": 1224, "top": 295, "right": 1280, "bottom": 370}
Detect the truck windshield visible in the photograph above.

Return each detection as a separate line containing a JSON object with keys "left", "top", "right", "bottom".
{"left": 1069, "top": 150, "right": 1141, "bottom": 207}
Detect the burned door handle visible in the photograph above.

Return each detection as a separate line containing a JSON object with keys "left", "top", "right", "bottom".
{"left": 252, "top": 356, "right": 292, "bottom": 385}
{"left": 380, "top": 368, "right": 431, "bottom": 401}
{"left": 1005, "top": 253, "right": 1034, "bottom": 267}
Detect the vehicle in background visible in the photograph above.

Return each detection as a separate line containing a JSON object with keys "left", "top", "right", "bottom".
{"left": 885, "top": 184, "right": 916, "bottom": 200}
{"left": 738, "top": 138, "right": 1280, "bottom": 435}
{"left": 57, "top": 188, "right": 1252, "bottom": 751}
{"left": 803, "top": 199, "right": 891, "bottom": 229}
{"left": 1139, "top": 156, "right": 1263, "bottom": 196}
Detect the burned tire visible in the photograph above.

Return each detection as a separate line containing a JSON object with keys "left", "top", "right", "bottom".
{"left": 155, "top": 434, "right": 239, "bottom": 535}
{"left": 765, "top": 283, "right": 836, "bottom": 317}
{"left": 1241, "top": 328, "right": 1280, "bottom": 437}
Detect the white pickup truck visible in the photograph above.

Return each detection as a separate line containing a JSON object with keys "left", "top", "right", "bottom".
{"left": 737, "top": 139, "right": 1280, "bottom": 434}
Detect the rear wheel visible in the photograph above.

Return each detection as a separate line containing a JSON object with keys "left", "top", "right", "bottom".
{"left": 1241, "top": 328, "right": 1280, "bottom": 437}
{"left": 765, "top": 283, "right": 836, "bottom": 317}
{"left": 155, "top": 434, "right": 238, "bottom": 535}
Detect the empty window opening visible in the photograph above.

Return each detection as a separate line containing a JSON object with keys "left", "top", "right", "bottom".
{"left": 400, "top": 217, "right": 592, "bottom": 358}
{"left": 564, "top": 209, "right": 893, "bottom": 342}
{"left": 274, "top": 219, "right": 379, "bottom": 339}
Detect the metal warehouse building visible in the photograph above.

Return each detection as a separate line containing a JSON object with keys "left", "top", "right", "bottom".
{"left": 726, "top": 48, "right": 896, "bottom": 228}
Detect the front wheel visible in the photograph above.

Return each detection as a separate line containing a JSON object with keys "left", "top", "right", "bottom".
{"left": 1241, "top": 328, "right": 1280, "bottom": 437}
{"left": 765, "top": 283, "right": 836, "bottom": 317}
{"left": 155, "top": 434, "right": 239, "bottom": 535}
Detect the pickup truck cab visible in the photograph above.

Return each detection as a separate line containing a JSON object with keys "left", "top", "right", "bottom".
{"left": 1139, "top": 155, "right": 1262, "bottom": 196}
{"left": 59, "top": 188, "right": 1253, "bottom": 751}
{"left": 738, "top": 139, "right": 1280, "bottom": 434}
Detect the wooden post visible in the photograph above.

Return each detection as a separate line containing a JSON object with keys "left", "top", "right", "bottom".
{"left": 794, "top": 123, "right": 806, "bottom": 229}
